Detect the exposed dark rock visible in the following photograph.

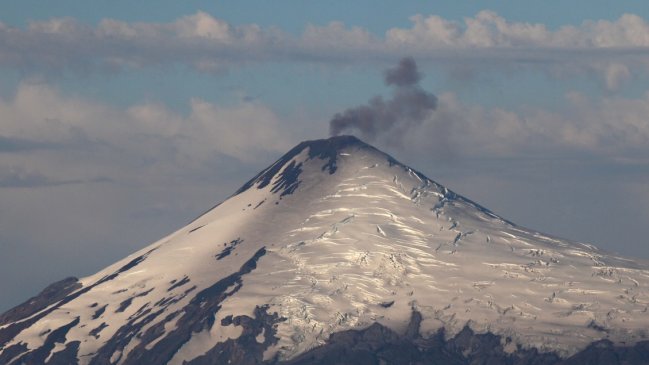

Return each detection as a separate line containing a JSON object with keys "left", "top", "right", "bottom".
{"left": 560, "top": 339, "right": 649, "bottom": 365}
{"left": 378, "top": 300, "right": 395, "bottom": 308}
{"left": 270, "top": 161, "right": 303, "bottom": 197}
{"left": 45, "top": 341, "right": 81, "bottom": 365}
{"left": 154, "top": 285, "right": 196, "bottom": 309}
{"left": 189, "top": 225, "right": 204, "bottom": 233}
{"left": 89, "top": 322, "right": 108, "bottom": 339}
{"left": 216, "top": 238, "right": 243, "bottom": 260}
{"left": 6, "top": 317, "right": 80, "bottom": 365}
{"left": 275, "top": 312, "right": 649, "bottom": 365}
{"left": 280, "top": 312, "right": 415, "bottom": 365}
{"left": 87, "top": 307, "right": 166, "bottom": 365}
{"left": 92, "top": 304, "right": 107, "bottom": 320}
{"left": 0, "top": 277, "right": 80, "bottom": 326}
{"left": 0, "top": 247, "right": 156, "bottom": 354}
{"left": 587, "top": 320, "right": 609, "bottom": 333}
{"left": 0, "top": 342, "right": 28, "bottom": 364}
{"left": 403, "top": 310, "right": 422, "bottom": 339}
{"left": 229, "top": 135, "right": 510, "bottom": 229}
{"left": 4, "top": 283, "right": 649, "bottom": 364}
{"left": 167, "top": 276, "right": 190, "bottom": 291}
{"left": 129, "top": 303, "right": 151, "bottom": 320}
{"left": 88, "top": 247, "right": 267, "bottom": 365}
{"left": 235, "top": 136, "right": 366, "bottom": 196}
{"left": 115, "top": 288, "right": 154, "bottom": 313}
{"left": 186, "top": 305, "right": 285, "bottom": 365}
{"left": 112, "top": 248, "right": 157, "bottom": 276}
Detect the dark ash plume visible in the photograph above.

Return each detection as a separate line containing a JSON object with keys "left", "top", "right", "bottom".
{"left": 329, "top": 57, "right": 437, "bottom": 141}
{"left": 384, "top": 57, "right": 421, "bottom": 87}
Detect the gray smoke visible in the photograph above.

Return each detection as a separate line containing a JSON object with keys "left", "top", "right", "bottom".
{"left": 329, "top": 57, "right": 437, "bottom": 141}
{"left": 384, "top": 56, "right": 421, "bottom": 86}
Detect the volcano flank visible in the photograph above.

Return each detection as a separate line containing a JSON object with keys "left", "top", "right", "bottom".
{"left": 2, "top": 135, "right": 649, "bottom": 365}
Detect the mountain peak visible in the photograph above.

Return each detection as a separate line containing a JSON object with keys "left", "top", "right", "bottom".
{"left": 235, "top": 135, "right": 378, "bottom": 196}
{"left": 3, "top": 135, "right": 649, "bottom": 365}
{"left": 289, "top": 134, "right": 376, "bottom": 167}
{"left": 231, "top": 135, "right": 504, "bottom": 224}
{"left": 303, "top": 134, "right": 367, "bottom": 149}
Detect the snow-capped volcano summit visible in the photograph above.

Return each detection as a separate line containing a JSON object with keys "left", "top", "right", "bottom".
{"left": 2, "top": 135, "right": 649, "bottom": 364}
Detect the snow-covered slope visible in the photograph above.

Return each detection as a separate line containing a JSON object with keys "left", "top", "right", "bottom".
{"left": 2, "top": 135, "right": 649, "bottom": 365}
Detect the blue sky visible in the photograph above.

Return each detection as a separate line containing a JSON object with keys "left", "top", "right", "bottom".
{"left": 1, "top": 1, "right": 649, "bottom": 312}
{"left": 2, "top": 0, "right": 648, "bottom": 112}
{"left": 3, "top": 0, "right": 649, "bottom": 113}
{"left": 4, "top": 0, "right": 649, "bottom": 30}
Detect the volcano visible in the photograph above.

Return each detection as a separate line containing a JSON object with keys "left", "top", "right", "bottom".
{"left": 1, "top": 135, "right": 649, "bottom": 365}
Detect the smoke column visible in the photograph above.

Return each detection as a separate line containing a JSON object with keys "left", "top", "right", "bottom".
{"left": 329, "top": 57, "right": 437, "bottom": 142}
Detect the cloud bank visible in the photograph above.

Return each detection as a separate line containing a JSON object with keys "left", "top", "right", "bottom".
{"left": 1, "top": 10, "right": 648, "bottom": 79}
{"left": 1, "top": 79, "right": 647, "bottom": 193}
{"left": 399, "top": 90, "right": 649, "bottom": 161}
{"left": 0, "top": 81, "right": 296, "bottom": 194}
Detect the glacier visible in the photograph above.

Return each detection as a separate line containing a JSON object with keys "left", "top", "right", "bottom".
{"left": 1, "top": 135, "right": 649, "bottom": 364}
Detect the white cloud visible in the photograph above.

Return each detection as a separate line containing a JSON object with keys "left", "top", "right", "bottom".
{"left": 183, "top": 98, "right": 289, "bottom": 162}
{"left": 302, "top": 22, "right": 377, "bottom": 51}
{"left": 385, "top": 11, "right": 554, "bottom": 48}
{"left": 1, "top": 10, "right": 648, "bottom": 78}
{"left": 603, "top": 63, "right": 631, "bottom": 91}
{"left": 582, "top": 14, "right": 649, "bottom": 47}
{"left": 175, "top": 11, "right": 234, "bottom": 40}
{"left": 398, "top": 90, "right": 649, "bottom": 161}
{"left": 2, "top": 79, "right": 647, "bottom": 188}
{"left": 385, "top": 11, "right": 649, "bottom": 49}
{"left": 0, "top": 82, "right": 294, "bottom": 184}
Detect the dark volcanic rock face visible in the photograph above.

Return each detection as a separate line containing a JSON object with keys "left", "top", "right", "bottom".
{"left": 0, "top": 277, "right": 80, "bottom": 326}
{"left": 186, "top": 305, "right": 285, "bottom": 365}
{"left": 0, "top": 249, "right": 157, "bottom": 362}
{"left": 278, "top": 312, "right": 560, "bottom": 365}
{"left": 87, "top": 247, "right": 269, "bottom": 365}
{"left": 275, "top": 312, "right": 649, "bottom": 365}
{"left": 234, "top": 135, "right": 365, "bottom": 197}
{"left": 2, "top": 317, "right": 80, "bottom": 365}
